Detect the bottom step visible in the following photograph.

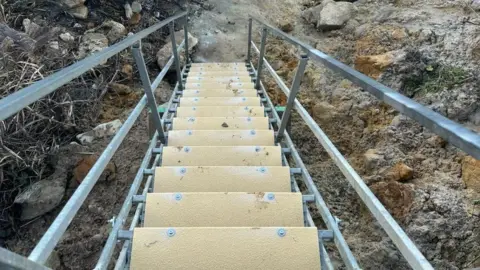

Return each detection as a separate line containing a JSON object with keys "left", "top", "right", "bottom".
{"left": 131, "top": 227, "right": 321, "bottom": 269}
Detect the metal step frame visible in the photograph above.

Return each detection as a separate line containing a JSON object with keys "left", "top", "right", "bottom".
{"left": 2, "top": 6, "right": 480, "bottom": 270}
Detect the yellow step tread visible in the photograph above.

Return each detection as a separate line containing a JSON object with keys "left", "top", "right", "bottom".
{"left": 144, "top": 192, "right": 304, "bottom": 227}
{"left": 161, "top": 146, "right": 282, "bottom": 166}
{"left": 181, "top": 89, "right": 258, "bottom": 97}
{"left": 131, "top": 227, "right": 321, "bottom": 270}
{"left": 167, "top": 130, "right": 274, "bottom": 146}
{"left": 154, "top": 166, "right": 291, "bottom": 192}
{"left": 185, "top": 82, "right": 255, "bottom": 90}
{"left": 185, "top": 76, "right": 252, "bottom": 83}
{"left": 190, "top": 62, "right": 245, "bottom": 67}
{"left": 179, "top": 97, "right": 261, "bottom": 106}
{"left": 188, "top": 71, "right": 251, "bottom": 77}
{"left": 171, "top": 117, "right": 269, "bottom": 130}
{"left": 189, "top": 66, "right": 249, "bottom": 72}
{"left": 176, "top": 106, "right": 265, "bottom": 117}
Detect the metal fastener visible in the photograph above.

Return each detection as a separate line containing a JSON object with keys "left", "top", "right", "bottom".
{"left": 180, "top": 167, "right": 186, "bottom": 174}
{"left": 267, "top": 193, "right": 275, "bottom": 200}
{"left": 194, "top": 98, "right": 199, "bottom": 101}
{"left": 255, "top": 146, "right": 261, "bottom": 152}
{"left": 277, "top": 228, "right": 286, "bottom": 237}
{"left": 187, "top": 130, "right": 193, "bottom": 135}
{"left": 242, "top": 97, "right": 246, "bottom": 101}
{"left": 167, "top": 228, "right": 176, "bottom": 237}
{"left": 192, "top": 107, "right": 196, "bottom": 111}
{"left": 247, "top": 117, "right": 252, "bottom": 122}
{"left": 259, "top": 167, "right": 267, "bottom": 173}
{"left": 174, "top": 193, "right": 182, "bottom": 201}
{"left": 184, "top": 147, "right": 191, "bottom": 153}
{"left": 244, "top": 106, "right": 249, "bottom": 110}
{"left": 188, "top": 117, "right": 195, "bottom": 122}
{"left": 250, "top": 130, "right": 256, "bottom": 135}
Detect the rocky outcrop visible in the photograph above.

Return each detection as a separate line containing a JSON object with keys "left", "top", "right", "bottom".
{"left": 354, "top": 50, "right": 406, "bottom": 79}
{"left": 157, "top": 30, "right": 198, "bottom": 70}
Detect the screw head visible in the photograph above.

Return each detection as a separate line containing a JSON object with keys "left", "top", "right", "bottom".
{"left": 255, "top": 146, "right": 261, "bottom": 152}
{"left": 267, "top": 193, "right": 275, "bottom": 200}
{"left": 188, "top": 117, "right": 195, "bottom": 122}
{"left": 180, "top": 167, "right": 186, "bottom": 174}
{"left": 196, "top": 90, "right": 200, "bottom": 93}
{"left": 242, "top": 97, "right": 246, "bottom": 101}
{"left": 187, "top": 130, "right": 193, "bottom": 135}
{"left": 259, "top": 167, "right": 267, "bottom": 173}
{"left": 194, "top": 98, "right": 199, "bottom": 102}
{"left": 250, "top": 130, "right": 256, "bottom": 135}
{"left": 184, "top": 147, "right": 191, "bottom": 153}
{"left": 174, "top": 193, "right": 182, "bottom": 201}
{"left": 192, "top": 107, "right": 196, "bottom": 111}
{"left": 247, "top": 117, "right": 252, "bottom": 122}
{"left": 277, "top": 228, "right": 286, "bottom": 237}
{"left": 244, "top": 106, "right": 249, "bottom": 111}
{"left": 167, "top": 228, "right": 176, "bottom": 237}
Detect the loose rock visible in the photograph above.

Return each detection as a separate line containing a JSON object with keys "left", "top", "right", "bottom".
{"left": 86, "top": 20, "right": 126, "bottom": 43}
{"left": 76, "top": 119, "right": 123, "bottom": 144}
{"left": 69, "top": 5, "right": 88, "bottom": 19}
{"left": 77, "top": 33, "right": 108, "bottom": 60}
{"left": 14, "top": 179, "right": 65, "bottom": 220}
{"left": 131, "top": 1, "right": 142, "bottom": 13}
{"left": 124, "top": 3, "right": 133, "bottom": 19}
{"left": 386, "top": 163, "right": 414, "bottom": 182}
{"left": 302, "top": 0, "right": 356, "bottom": 30}
{"left": 60, "top": 32, "right": 75, "bottom": 42}
{"left": 62, "top": 0, "right": 85, "bottom": 8}
{"left": 370, "top": 181, "right": 414, "bottom": 220}
{"left": 364, "top": 149, "right": 385, "bottom": 170}
{"left": 73, "top": 155, "right": 116, "bottom": 184}
{"left": 110, "top": 83, "right": 132, "bottom": 95}
{"left": 354, "top": 50, "right": 405, "bottom": 79}
{"left": 121, "top": 64, "right": 133, "bottom": 80}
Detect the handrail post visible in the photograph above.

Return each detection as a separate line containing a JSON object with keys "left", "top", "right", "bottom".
{"left": 131, "top": 41, "right": 167, "bottom": 144}
{"left": 276, "top": 55, "right": 308, "bottom": 141}
{"left": 247, "top": 17, "right": 253, "bottom": 63}
{"left": 255, "top": 27, "right": 268, "bottom": 89}
{"left": 183, "top": 10, "right": 189, "bottom": 64}
{"left": 170, "top": 22, "right": 184, "bottom": 90}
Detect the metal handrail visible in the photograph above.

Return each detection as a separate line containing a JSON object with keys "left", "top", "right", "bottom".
{"left": 249, "top": 16, "right": 480, "bottom": 161}
{"left": 0, "top": 11, "right": 188, "bottom": 268}
{"left": 249, "top": 15, "right": 438, "bottom": 270}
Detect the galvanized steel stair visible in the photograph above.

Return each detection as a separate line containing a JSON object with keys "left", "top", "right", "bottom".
{"left": 130, "top": 62, "right": 321, "bottom": 269}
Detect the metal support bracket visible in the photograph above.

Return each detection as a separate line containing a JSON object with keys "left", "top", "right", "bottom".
{"left": 118, "top": 230, "right": 133, "bottom": 241}
{"left": 303, "top": 194, "right": 315, "bottom": 202}
{"left": 132, "top": 195, "right": 146, "bottom": 203}
{"left": 318, "top": 230, "right": 334, "bottom": 242}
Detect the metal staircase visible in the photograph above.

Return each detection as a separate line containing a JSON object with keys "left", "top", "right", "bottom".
{"left": 2, "top": 9, "right": 480, "bottom": 270}
{"left": 130, "top": 62, "right": 320, "bottom": 269}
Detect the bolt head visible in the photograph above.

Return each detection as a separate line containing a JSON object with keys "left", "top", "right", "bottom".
{"left": 244, "top": 106, "right": 249, "bottom": 111}
{"left": 255, "top": 146, "right": 261, "bottom": 152}
{"left": 259, "top": 167, "right": 267, "bottom": 173}
{"left": 184, "top": 147, "right": 191, "bottom": 153}
{"left": 174, "top": 193, "right": 182, "bottom": 201}
{"left": 250, "top": 130, "right": 256, "bottom": 135}
{"left": 180, "top": 167, "right": 186, "bottom": 174}
{"left": 167, "top": 228, "right": 176, "bottom": 237}
{"left": 277, "top": 228, "right": 286, "bottom": 237}
{"left": 187, "top": 130, "right": 193, "bottom": 135}
{"left": 267, "top": 193, "right": 275, "bottom": 200}
{"left": 247, "top": 117, "right": 252, "bottom": 122}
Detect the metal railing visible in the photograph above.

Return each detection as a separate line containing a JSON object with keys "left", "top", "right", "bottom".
{"left": 245, "top": 15, "right": 480, "bottom": 269}
{"left": 0, "top": 11, "right": 188, "bottom": 269}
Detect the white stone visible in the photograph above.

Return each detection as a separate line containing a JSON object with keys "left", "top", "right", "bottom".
{"left": 69, "top": 5, "right": 88, "bottom": 19}
{"left": 131, "top": 1, "right": 142, "bottom": 13}
{"left": 49, "top": 41, "right": 59, "bottom": 50}
{"left": 77, "top": 33, "right": 108, "bottom": 60}
{"left": 124, "top": 3, "right": 133, "bottom": 19}
{"left": 60, "top": 32, "right": 75, "bottom": 42}
{"left": 62, "top": 0, "right": 85, "bottom": 8}
{"left": 77, "top": 119, "right": 123, "bottom": 144}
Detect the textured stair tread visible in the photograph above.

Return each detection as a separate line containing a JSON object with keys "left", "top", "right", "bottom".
{"left": 167, "top": 130, "right": 274, "bottom": 146}
{"left": 144, "top": 192, "right": 304, "bottom": 227}
{"left": 190, "top": 62, "right": 245, "bottom": 67}
{"left": 161, "top": 146, "right": 282, "bottom": 166}
{"left": 179, "top": 97, "right": 261, "bottom": 106}
{"left": 171, "top": 117, "right": 269, "bottom": 130}
{"left": 188, "top": 71, "right": 251, "bottom": 77}
{"left": 131, "top": 227, "right": 321, "bottom": 270}
{"left": 176, "top": 106, "right": 265, "bottom": 117}
{"left": 181, "top": 89, "right": 258, "bottom": 97}
{"left": 189, "top": 66, "right": 249, "bottom": 72}
{"left": 185, "top": 76, "right": 252, "bottom": 83}
{"left": 185, "top": 82, "right": 255, "bottom": 90}
{"left": 154, "top": 166, "right": 291, "bottom": 192}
